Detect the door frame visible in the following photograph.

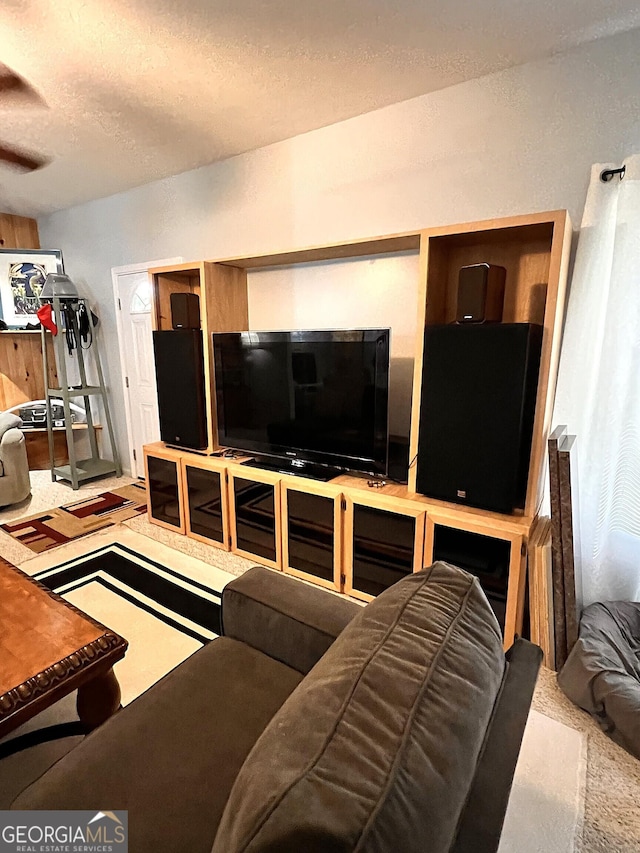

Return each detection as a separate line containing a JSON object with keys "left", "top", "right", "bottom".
{"left": 112, "top": 258, "right": 182, "bottom": 477}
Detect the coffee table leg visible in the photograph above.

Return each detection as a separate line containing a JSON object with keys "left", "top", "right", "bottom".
{"left": 76, "top": 667, "right": 122, "bottom": 731}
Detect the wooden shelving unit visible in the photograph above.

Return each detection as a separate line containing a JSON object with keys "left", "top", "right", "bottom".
{"left": 149, "top": 262, "right": 249, "bottom": 453}
{"left": 409, "top": 210, "right": 572, "bottom": 518}
{"left": 144, "top": 209, "right": 572, "bottom": 647}
{"left": 143, "top": 442, "right": 528, "bottom": 646}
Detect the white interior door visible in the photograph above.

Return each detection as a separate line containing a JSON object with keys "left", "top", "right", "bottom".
{"left": 113, "top": 259, "right": 182, "bottom": 477}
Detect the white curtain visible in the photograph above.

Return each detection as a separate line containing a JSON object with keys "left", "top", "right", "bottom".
{"left": 553, "top": 157, "right": 640, "bottom": 607}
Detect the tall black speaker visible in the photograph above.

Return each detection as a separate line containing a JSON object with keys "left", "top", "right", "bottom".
{"left": 153, "top": 329, "right": 208, "bottom": 450}
{"left": 416, "top": 323, "right": 543, "bottom": 513}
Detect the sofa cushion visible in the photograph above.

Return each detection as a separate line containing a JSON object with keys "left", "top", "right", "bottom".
{"left": 212, "top": 561, "right": 505, "bottom": 853}
{"left": 13, "top": 637, "right": 304, "bottom": 853}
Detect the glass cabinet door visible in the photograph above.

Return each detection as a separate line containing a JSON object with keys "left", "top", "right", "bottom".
{"left": 229, "top": 469, "right": 281, "bottom": 569}
{"left": 345, "top": 497, "right": 426, "bottom": 601}
{"left": 146, "top": 453, "right": 183, "bottom": 531}
{"left": 424, "top": 513, "right": 524, "bottom": 648}
{"left": 184, "top": 463, "right": 227, "bottom": 548}
{"left": 431, "top": 524, "right": 510, "bottom": 629}
{"left": 282, "top": 485, "right": 341, "bottom": 591}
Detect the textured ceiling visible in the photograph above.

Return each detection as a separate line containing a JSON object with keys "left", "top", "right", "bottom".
{"left": 1, "top": 0, "right": 639, "bottom": 216}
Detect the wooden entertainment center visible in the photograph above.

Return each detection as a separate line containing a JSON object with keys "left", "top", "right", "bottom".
{"left": 143, "top": 209, "right": 572, "bottom": 649}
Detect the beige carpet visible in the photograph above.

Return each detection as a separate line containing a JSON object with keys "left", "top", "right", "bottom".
{"left": 500, "top": 710, "right": 586, "bottom": 853}
{"left": 533, "top": 667, "right": 640, "bottom": 853}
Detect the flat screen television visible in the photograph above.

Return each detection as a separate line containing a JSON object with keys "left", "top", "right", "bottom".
{"left": 213, "top": 329, "right": 390, "bottom": 477}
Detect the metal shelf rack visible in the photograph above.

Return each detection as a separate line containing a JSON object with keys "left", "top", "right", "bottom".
{"left": 41, "top": 296, "right": 121, "bottom": 489}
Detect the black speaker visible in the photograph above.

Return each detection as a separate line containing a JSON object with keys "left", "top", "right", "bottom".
{"left": 416, "top": 323, "right": 543, "bottom": 513}
{"left": 456, "top": 263, "right": 505, "bottom": 323}
{"left": 153, "top": 329, "right": 208, "bottom": 450}
{"left": 170, "top": 292, "right": 201, "bottom": 329}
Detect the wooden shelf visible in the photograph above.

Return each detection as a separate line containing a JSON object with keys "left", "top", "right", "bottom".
{"left": 146, "top": 209, "right": 572, "bottom": 648}
{"left": 149, "top": 262, "right": 249, "bottom": 453}
{"left": 332, "top": 473, "right": 532, "bottom": 534}
{"left": 409, "top": 209, "right": 572, "bottom": 518}
{"left": 143, "top": 444, "right": 532, "bottom": 646}
{"left": 211, "top": 232, "right": 421, "bottom": 270}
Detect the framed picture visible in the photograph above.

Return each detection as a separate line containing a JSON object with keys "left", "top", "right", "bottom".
{"left": 0, "top": 248, "right": 64, "bottom": 327}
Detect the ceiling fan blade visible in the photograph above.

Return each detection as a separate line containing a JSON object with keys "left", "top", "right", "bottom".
{"left": 0, "top": 142, "right": 48, "bottom": 172}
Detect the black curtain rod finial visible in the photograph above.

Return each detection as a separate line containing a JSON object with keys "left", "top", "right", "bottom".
{"left": 600, "top": 165, "right": 626, "bottom": 183}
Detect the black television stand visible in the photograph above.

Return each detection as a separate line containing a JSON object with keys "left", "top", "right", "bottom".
{"left": 241, "top": 457, "right": 339, "bottom": 482}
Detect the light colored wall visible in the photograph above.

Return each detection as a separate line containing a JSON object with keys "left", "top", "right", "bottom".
{"left": 247, "top": 254, "right": 420, "bottom": 437}
{"left": 38, "top": 28, "right": 640, "bottom": 472}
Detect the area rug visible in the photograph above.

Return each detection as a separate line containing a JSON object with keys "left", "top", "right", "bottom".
{"left": 31, "top": 540, "right": 234, "bottom": 704}
{"left": 0, "top": 483, "right": 147, "bottom": 554}
{"left": 0, "top": 538, "right": 234, "bottom": 787}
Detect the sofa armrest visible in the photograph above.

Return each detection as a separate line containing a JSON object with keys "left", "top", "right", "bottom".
{"left": 451, "top": 638, "right": 543, "bottom": 853}
{"left": 0, "top": 428, "right": 30, "bottom": 506}
{"left": 1, "top": 427, "right": 25, "bottom": 456}
{"left": 0, "top": 413, "right": 22, "bottom": 443}
{"left": 221, "top": 567, "right": 362, "bottom": 674}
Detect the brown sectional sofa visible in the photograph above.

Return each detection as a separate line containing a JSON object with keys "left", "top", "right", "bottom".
{"left": 11, "top": 561, "right": 541, "bottom": 853}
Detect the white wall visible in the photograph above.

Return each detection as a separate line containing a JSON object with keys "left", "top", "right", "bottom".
{"left": 247, "top": 254, "right": 419, "bottom": 438}
{"left": 38, "top": 27, "right": 640, "bottom": 472}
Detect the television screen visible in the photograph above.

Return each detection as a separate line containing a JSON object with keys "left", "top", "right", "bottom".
{"left": 213, "top": 329, "right": 390, "bottom": 475}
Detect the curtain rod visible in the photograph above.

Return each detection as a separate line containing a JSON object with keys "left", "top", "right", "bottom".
{"left": 600, "top": 165, "right": 626, "bottom": 182}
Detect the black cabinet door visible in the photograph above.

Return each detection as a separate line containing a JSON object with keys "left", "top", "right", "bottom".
{"left": 185, "top": 465, "right": 225, "bottom": 544}
{"left": 351, "top": 504, "right": 418, "bottom": 597}
{"left": 233, "top": 477, "right": 277, "bottom": 563}
{"left": 147, "top": 455, "right": 182, "bottom": 528}
{"left": 432, "top": 524, "right": 510, "bottom": 630}
{"left": 286, "top": 490, "right": 336, "bottom": 583}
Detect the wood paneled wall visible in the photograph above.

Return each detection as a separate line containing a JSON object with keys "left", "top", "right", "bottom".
{"left": 0, "top": 212, "right": 54, "bottom": 411}
{"left": 0, "top": 214, "right": 40, "bottom": 250}
{"left": 0, "top": 332, "right": 58, "bottom": 411}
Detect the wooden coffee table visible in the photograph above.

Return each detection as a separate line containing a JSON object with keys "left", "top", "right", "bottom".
{"left": 0, "top": 556, "right": 128, "bottom": 739}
